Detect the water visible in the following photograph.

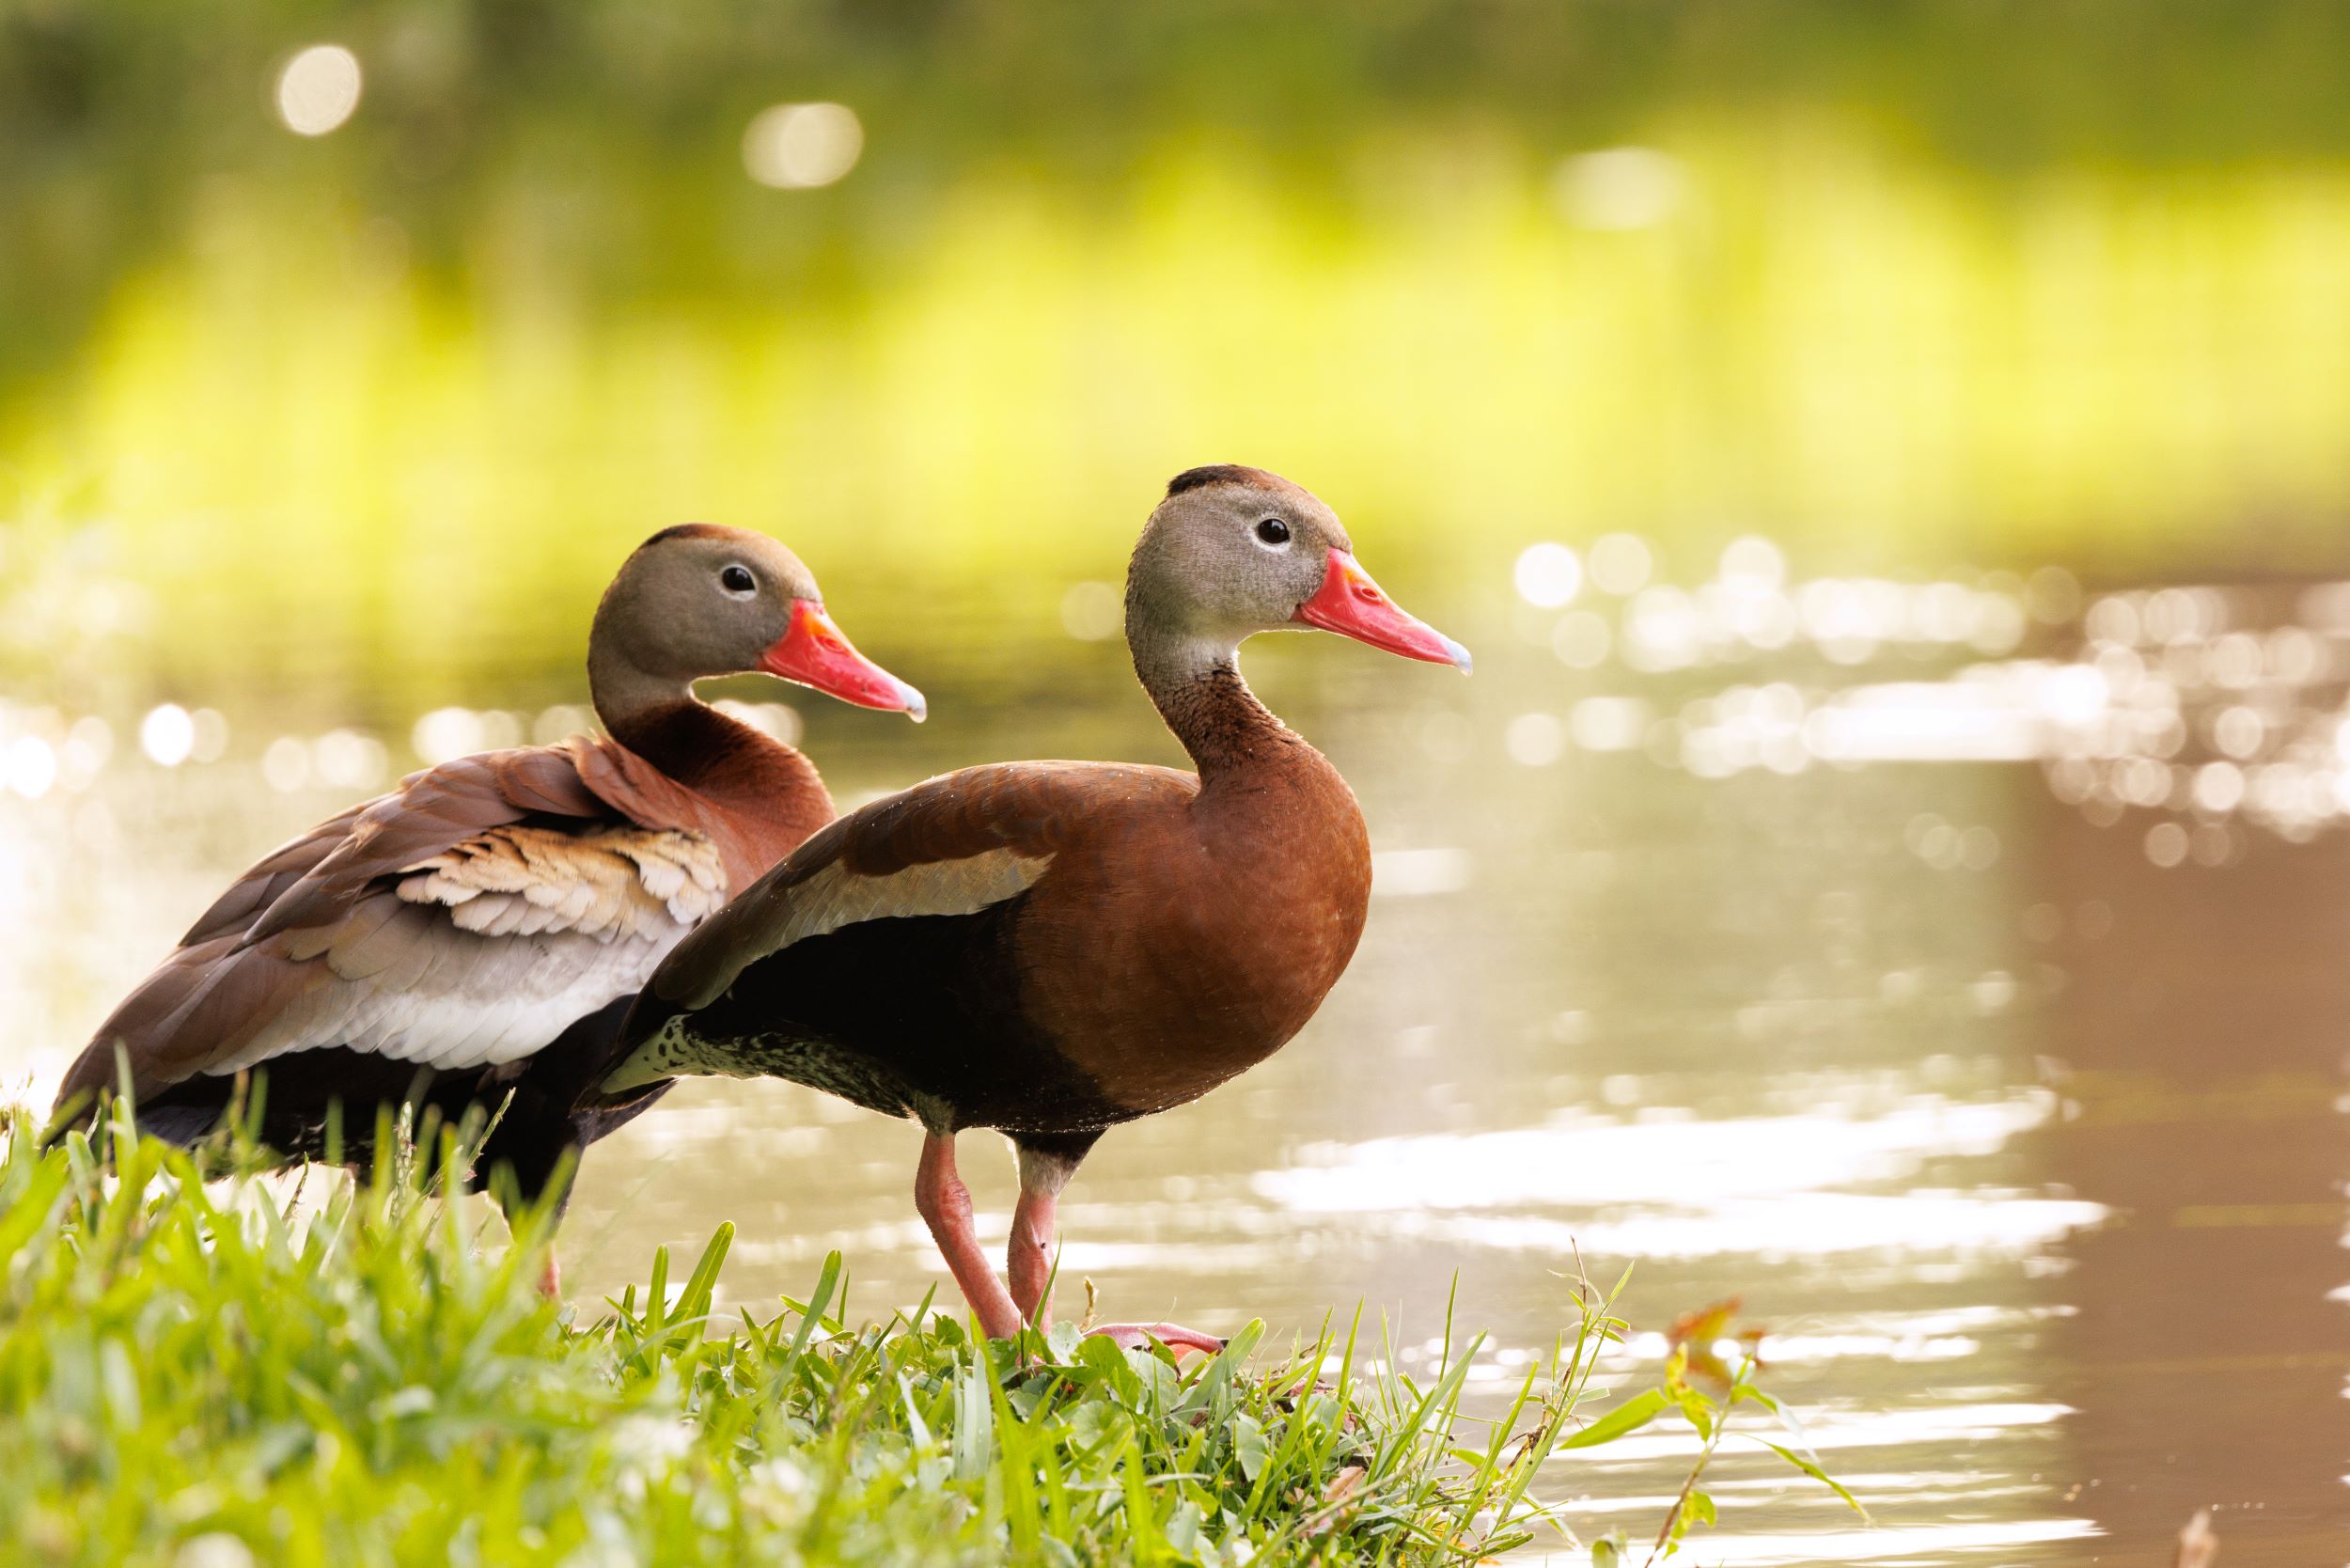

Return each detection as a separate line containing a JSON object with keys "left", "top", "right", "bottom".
{"left": 8, "top": 566, "right": 2348, "bottom": 1562}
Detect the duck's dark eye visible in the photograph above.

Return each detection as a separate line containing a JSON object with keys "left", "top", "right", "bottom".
{"left": 721, "top": 565, "right": 756, "bottom": 593}
{"left": 1255, "top": 518, "right": 1291, "bottom": 545}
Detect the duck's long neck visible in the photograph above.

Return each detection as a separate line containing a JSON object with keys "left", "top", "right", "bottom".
{"left": 1130, "top": 622, "right": 1309, "bottom": 785}
{"left": 1129, "top": 616, "right": 1368, "bottom": 944}
{"left": 590, "top": 653, "right": 826, "bottom": 819}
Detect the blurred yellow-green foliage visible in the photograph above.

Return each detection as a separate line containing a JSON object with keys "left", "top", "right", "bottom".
{"left": 8, "top": 2, "right": 2350, "bottom": 711}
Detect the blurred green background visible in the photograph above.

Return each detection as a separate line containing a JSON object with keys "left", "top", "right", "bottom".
{"left": 8, "top": 0, "right": 2350, "bottom": 720}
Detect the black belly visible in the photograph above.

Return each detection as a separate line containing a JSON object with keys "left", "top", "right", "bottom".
{"left": 136, "top": 995, "right": 661, "bottom": 1207}
{"left": 651, "top": 903, "right": 1133, "bottom": 1137}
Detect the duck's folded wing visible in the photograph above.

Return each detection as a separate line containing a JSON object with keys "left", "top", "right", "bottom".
{"left": 597, "top": 762, "right": 1194, "bottom": 1094}
{"left": 55, "top": 745, "right": 728, "bottom": 1118}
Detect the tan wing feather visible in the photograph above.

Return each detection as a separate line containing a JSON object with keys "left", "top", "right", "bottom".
{"left": 397, "top": 824, "right": 725, "bottom": 944}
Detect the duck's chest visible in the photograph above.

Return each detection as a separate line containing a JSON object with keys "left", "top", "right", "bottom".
{"left": 1025, "top": 776, "right": 1371, "bottom": 1114}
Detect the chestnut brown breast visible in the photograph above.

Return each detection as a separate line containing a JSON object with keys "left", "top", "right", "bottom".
{"left": 1016, "top": 749, "right": 1370, "bottom": 1114}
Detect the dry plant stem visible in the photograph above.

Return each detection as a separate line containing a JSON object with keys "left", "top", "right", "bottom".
{"left": 1645, "top": 1354, "right": 1754, "bottom": 1568}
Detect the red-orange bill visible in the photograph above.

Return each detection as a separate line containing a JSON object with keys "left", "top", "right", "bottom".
{"left": 1292, "top": 549, "right": 1472, "bottom": 673}
{"left": 760, "top": 600, "right": 928, "bottom": 719}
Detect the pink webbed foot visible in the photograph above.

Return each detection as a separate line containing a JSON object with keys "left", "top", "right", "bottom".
{"left": 1088, "top": 1322, "right": 1227, "bottom": 1358}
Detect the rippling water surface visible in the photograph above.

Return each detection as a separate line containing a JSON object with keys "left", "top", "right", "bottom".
{"left": 8, "top": 559, "right": 2349, "bottom": 1562}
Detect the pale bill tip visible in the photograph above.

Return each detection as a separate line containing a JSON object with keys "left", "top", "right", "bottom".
{"left": 897, "top": 681, "right": 929, "bottom": 722}
{"left": 1442, "top": 635, "right": 1475, "bottom": 675}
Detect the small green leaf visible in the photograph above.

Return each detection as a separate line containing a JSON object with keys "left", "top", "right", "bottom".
{"left": 1232, "top": 1412, "right": 1269, "bottom": 1483}
{"left": 952, "top": 1348, "right": 995, "bottom": 1481}
{"left": 1559, "top": 1388, "right": 1671, "bottom": 1449}
{"left": 1755, "top": 1438, "right": 1870, "bottom": 1520}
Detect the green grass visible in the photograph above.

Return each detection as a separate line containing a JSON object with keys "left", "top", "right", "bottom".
{"left": 0, "top": 1106, "right": 1857, "bottom": 1566}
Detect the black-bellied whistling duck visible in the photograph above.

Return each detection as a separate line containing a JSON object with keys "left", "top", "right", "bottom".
{"left": 49, "top": 525, "right": 923, "bottom": 1283}
{"left": 593, "top": 467, "right": 1469, "bottom": 1348}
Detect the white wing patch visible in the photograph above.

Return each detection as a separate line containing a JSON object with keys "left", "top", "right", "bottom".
{"left": 669, "top": 846, "right": 1054, "bottom": 1011}
{"left": 199, "top": 825, "right": 728, "bottom": 1078}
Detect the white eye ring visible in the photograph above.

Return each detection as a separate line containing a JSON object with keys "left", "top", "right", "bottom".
{"left": 719, "top": 564, "right": 758, "bottom": 596}
{"left": 1251, "top": 517, "right": 1293, "bottom": 551}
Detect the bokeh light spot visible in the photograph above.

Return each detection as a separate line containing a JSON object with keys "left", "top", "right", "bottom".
{"left": 6, "top": 736, "right": 57, "bottom": 799}
{"left": 1553, "top": 148, "right": 1686, "bottom": 230}
{"left": 315, "top": 729, "right": 388, "bottom": 792}
{"left": 1512, "top": 542, "right": 1581, "bottom": 608}
{"left": 743, "top": 102, "right": 864, "bottom": 189}
{"left": 413, "top": 707, "right": 485, "bottom": 766}
{"left": 1059, "top": 581, "right": 1121, "bottom": 641}
{"left": 1504, "top": 712, "right": 1566, "bottom": 767}
{"left": 262, "top": 736, "right": 311, "bottom": 792}
{"left": 1588, "top": 533, "right": 1653, "bottom": 596}
{"left": 275, "top": 45, "right": 362, "bottom": 137}
{"left": 1719, "top": 536, "right": 1787, "bottom": 591}
{"left": 140, "top": 703, "right": 195, "bottom": 766}
{"left": 1550, "top": 610, "right": 1611, "bottom": 668}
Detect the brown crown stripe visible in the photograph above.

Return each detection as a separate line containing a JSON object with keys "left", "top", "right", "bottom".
{"left": 638, "top": 522, "right": 745, "bottom": 547}
{"left": 1164, "top": 463, "right": 1293, "bottom": 497}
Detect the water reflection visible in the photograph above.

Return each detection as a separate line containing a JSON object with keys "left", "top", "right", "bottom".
{"left": 5, "top": 564, "right": 2350, "bottom": 1560}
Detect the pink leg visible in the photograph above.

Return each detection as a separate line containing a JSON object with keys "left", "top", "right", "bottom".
{"left": 1008, "top": 1140, "right": 1222, "bottom": 1358}
{"left": 914, "top": 1131, "right": 1025, "bottom": 1341}
{"left": 1009, "top": 1141, "right": 1083, "bottom": 1329}
{"left": 537, "top": 1246, "right": 562, "bottom": 1300}
{"left": 1008, "top": 1184, "right": 1059, "bottom": 1329}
